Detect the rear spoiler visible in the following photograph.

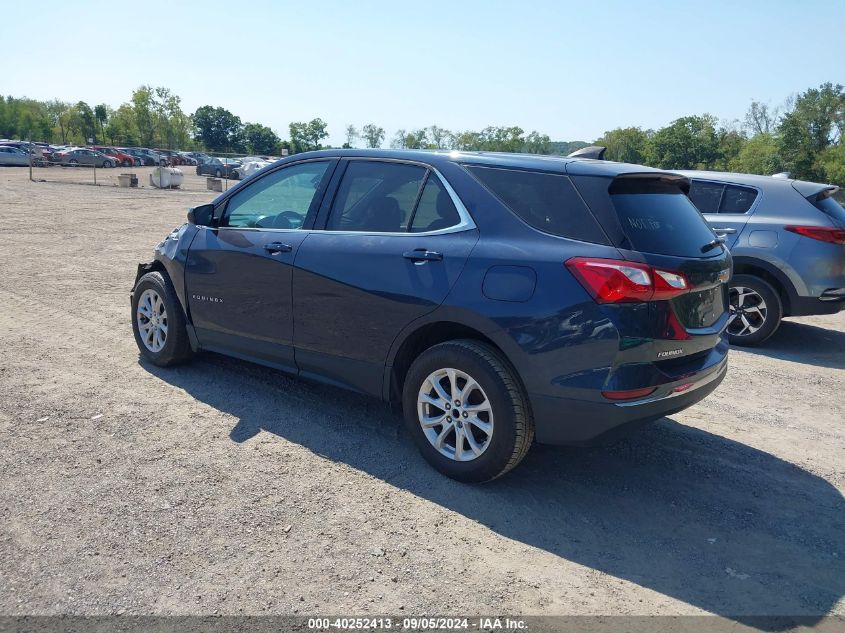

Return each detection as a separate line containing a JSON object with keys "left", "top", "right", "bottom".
{"left": 567, "top": 145, "right": 607, "bottom": 160}
{"left": 791, "top": 180, "right": 839, "bottom": 200}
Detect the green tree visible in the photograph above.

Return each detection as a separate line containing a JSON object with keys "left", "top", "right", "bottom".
{"left": 730, "top": 132, "right": 785, "bottom": 175}
{"left": 478, "top": 126, "right": 525, "bottom": 152}
{"left": 597, "top": 127, "right": 650, "bottom": 163}
{"left": 647, "top": 114, "right": 720, "bottom": 169}
{"left": 744, "top": 101, "right": 781, "bottom": 136}
{"left": 94, "top": 104, "right": 109, "bottom": 143}
{"left": 523, "top": 131, "right": 552, "bottom": 154}
{"left": 131, "top": 86, "right": 157, "bottom": 146}
{"left": 243, "top": 122, "right": 280, "bottom": 154}
{"left": 192, "top": 105, "right": 243, "bottom": 152}
{"left": 344, "top": 124, "right": 359, "bottom": 148}
{"left": 105, "top": 104, "right": 139, "bottom": 146}
{"left": 715, "top": 124, "right": 747, "bottom": 171}
{"left": 778, "top": 82, "right": 844, "bottom": 181}
{"left": 289, "top": 118, "right": 328, "bottom": 153}
{"left": 427, "top": 125, "right": 453, "bottom": 149}
{"left": 361, "top": 123, "right": 385, "bottom": 148}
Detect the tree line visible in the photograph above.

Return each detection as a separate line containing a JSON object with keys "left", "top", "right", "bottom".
{"left": 597, "top": 82, "right": 844, "bottom": 184}
{"left": 0, "top": 82, "right": 841, "bottom": 184}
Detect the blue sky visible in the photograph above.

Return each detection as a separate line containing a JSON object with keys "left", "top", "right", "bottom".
{"left": 2, "top": 0, "right": 842, "bottom": 146}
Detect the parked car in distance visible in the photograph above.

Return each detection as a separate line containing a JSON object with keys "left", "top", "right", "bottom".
{"left": 683, "top": 171, "right": 845, "bottom": 345}
{"left": 232, "top": 157, "right": 272, "bottom": 180}
{"left": 155, "top": 149, "right": 183, "bottom": 165}
{"left": 117, "top": 148, "right": 156, "bottom": 166}
{"left": 0, "top": 146, "right": 31, "bottom": 166}
{"left": 184, "top": 151, "right": 211, "bottom": 165}
{"left": 131, "top": 149, "right": 732, "bottom": 481}
{"left": 196, "top": 157, "right": 241, "bottom": 179}
{"left": 177, "top": 152, "right": 198, "bottom": 166}
{"left": 53, "top": 148, "right": 117, "bottom": 167}
{"left": 92, "top": 146, "right": 138, "bottom": 167}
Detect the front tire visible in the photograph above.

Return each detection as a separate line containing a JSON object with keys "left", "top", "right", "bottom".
{"left": 402, "top": 339, "right": 534, "bottom": 482}
{"left": 131, "top": 271, "right": 193, "bottom": 366}
{"left": 727, "top": 274, "right": 782, "bottom": 346}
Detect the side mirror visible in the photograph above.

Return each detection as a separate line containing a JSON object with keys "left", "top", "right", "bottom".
{"left": 187, "top": 203, "right": 215, "bottom": 226}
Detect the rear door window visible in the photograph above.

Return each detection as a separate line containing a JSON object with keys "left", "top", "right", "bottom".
{"left": 688, "top": 181, "right": 724, "bottom": 213}
{"left": 609, "top": 178, "right": 718, "bottom": 257}
{"left": 466, "top": 166, "right": 608, "bottom": 243}
{"left": 327, "top": 161, "right": 426, "bottom": 232}
{"left": 689, "top": 180, "right": 758, "bottom": 214}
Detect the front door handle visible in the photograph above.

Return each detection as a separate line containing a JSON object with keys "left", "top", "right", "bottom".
{"left": 403, "top": 249, "right": 443, "bottom": 262}
{"left": 263, "top": 242, "right": 292, "bottom": 254}
{"left": 712, "top": 227, "right": 737, "bottom": 234}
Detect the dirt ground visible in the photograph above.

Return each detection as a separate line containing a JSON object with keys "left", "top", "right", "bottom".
{"left": 0, "top": 167, "right": 843, "bottom": 621}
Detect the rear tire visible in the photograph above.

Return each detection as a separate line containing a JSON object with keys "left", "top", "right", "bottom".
{"left": 131, "top": 271, "right": 193, "bottom": 366}
{"left": 402, "top": 339, "right": 534, "bottom": 482}
{"left": 727, "top": 274, "right": 782, "bottom": 347}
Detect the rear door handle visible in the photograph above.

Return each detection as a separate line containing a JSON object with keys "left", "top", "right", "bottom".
{"left": 712, "top": 227, "right": 737, "bottom": 234}
{"left": 403, "top": 249, "right": 443, "bottom": 262}
{"left": 263, "top": 242, "right": 292, "bottom": 254}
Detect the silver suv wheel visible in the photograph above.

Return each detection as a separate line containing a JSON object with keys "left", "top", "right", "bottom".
{"left": 136, "top": 288, "right": 168, "bottom": 353}
{"left": 728, "top": 285, "right": 768, "bottom": 337}
{"left": 417, "top": 367, "right": 494, "bottom": 462}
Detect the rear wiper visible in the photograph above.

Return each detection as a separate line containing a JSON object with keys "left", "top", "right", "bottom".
{"left": 700, "top": 237, "right": 725, "bottom": 253}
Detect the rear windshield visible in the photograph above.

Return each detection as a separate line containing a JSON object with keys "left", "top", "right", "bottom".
{"left": 466, "top": 166, "right": 608, "bottom": 244}
{"left": 813, "top": 193, "right": 845, "bottom": 226}
{"left": 609, "top": 179, "right": 718, "bottom": 257}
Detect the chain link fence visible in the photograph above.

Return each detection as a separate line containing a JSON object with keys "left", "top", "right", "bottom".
{"left": 21, "top": 141, "right": 286, "bottom": 193}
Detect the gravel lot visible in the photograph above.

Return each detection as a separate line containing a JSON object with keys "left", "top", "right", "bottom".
{"left": 0, "top": 167, "right": 843, "bottom": 621}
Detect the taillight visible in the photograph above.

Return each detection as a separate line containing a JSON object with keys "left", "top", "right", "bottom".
{"left": 785, "top": 225, "right": 845, "bottom": 245}
{"left": 566, "top": 257, "right": 690, "bottom": 304}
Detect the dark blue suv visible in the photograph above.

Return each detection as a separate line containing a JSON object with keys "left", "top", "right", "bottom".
{"left": 131, "top": 150, "right": 731, "bottom": 481}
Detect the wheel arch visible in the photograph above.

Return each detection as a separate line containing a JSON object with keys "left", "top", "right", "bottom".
{"left": 384, "top": 319, "right": 519, "bottom": 407}
{"left": 731, "top": 256, "right": 798, "bottom": 316}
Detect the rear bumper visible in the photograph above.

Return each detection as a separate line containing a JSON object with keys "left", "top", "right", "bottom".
{"left": 530, "top": 355, "right": 728, "bottom": 445}
{"left": 789, "top": 289, "right": 845, "bottom": 316}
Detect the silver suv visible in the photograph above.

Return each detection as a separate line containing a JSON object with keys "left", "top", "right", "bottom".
{"left": 681, "top": 171, "right": 845, "bottom": 345}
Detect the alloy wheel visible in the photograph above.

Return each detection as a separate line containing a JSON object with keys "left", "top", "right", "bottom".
{"left": 728, "top": 286, "right": 768, "bottom": 337}
{"left": 417, "top": 368, "right": 494, "bottom": 462}
{"left": 136, "top": 289, "right": 168, "bottom": 353}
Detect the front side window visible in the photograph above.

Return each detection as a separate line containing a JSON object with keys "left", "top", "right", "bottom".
{"left": 224, "top": 160, "right": 330, "bottom": 229}
{"left": 327, "top": 161, "right": 426, "bottom": 232}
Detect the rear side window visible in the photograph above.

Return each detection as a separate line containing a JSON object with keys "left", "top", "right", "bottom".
{"left": 409, "top": 176, "right": 460, "bottom": 232}
{"left": 467, "top": 166, "right": 608, "bottom": 243}
{"left": 813, "top": 193, "right": 845, "bottom": 226}
{"left": 688, "top": 180, "right": 758, "bottom": 214}
{"left": 327, "top": 161, "right": 426, "bottom": 232}
{"left": 609, "top": 179, "right": 718, "bottom": 257}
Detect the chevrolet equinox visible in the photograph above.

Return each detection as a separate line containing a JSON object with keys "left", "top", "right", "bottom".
{"left": 131, "top": 150, "right": 732, "bottom": 481}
